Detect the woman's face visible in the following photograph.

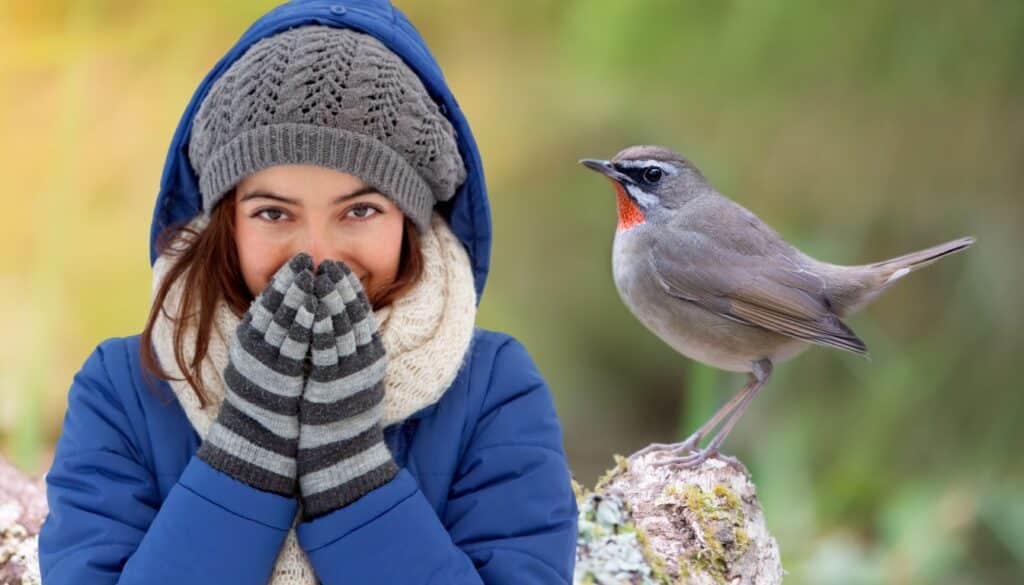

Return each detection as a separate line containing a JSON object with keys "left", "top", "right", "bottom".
{"left": 233, "top": 164, "right": 405, "bottom": 300}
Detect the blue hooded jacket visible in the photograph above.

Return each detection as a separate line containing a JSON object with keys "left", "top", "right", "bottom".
{"left": 37, "top": 1, "right": 578, "bottom": 583}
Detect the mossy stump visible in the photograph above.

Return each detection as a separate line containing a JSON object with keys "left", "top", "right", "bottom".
{"left": 574, "top": 451, "right": 783, "bottom": 584}
{"left": 0, "top": 457, "right": 45, "bottom": 585}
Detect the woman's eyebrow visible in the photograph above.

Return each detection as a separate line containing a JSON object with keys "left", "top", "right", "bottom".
{"left": 239, "top": 185, "right": 379, "bottom": 205}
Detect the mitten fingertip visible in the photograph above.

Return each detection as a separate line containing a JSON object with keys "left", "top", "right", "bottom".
{"left": 320, "top": 259, "right": 351, "bottom": 282}
{"left": 289, "top": 252, "right": 315, "bottom": 273}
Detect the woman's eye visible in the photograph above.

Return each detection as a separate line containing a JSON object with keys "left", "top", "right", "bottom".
{"left": 254, "top": 208, "right": 287, "bottom": 222}
{"left": 346, "top": 204, "right": 379, "bottom": 219}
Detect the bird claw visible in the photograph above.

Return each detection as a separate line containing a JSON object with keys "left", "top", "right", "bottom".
{"left": 651, "top": 450, "right": 709, "bottom": 469}
{"left": 650, "top": 448, "right": 749, "bottom": 474}
{"left": 630, "top": 436, "right": 703, "bottom": 463}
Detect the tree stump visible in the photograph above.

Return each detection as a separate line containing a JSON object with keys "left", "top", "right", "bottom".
{"left": 0, "top": 457, "right": 45, "bottom": 585}
{"left": 574, "top": 451, "right": 784, "bottom": 584}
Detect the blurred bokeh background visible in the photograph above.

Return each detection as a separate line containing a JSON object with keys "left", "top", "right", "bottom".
{"left": 2, "top": 0, "right": 1021, "bottom": 582}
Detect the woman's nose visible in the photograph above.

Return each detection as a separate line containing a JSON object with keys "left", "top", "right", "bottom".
{"left": 299, "top": 226, "right": 352, "bottom": 274}
{"left": 300, "top": 226, "right": 331, "bottom": 273}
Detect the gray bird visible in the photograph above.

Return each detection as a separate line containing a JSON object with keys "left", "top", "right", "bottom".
{"left": 581, "top": 145, "right": 974, "bottom": 468}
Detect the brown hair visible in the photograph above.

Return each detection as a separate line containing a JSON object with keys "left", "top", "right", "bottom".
{"left": 139, "top": 190, "right": 424, "bottom": 408}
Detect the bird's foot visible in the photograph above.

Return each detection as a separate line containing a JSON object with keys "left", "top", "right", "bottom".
{"left": 651, "top": 448, "right": 711, "bottom": 469}
{"left": 630, "top": 436, "right": 702, "bottom": 463}
{"left": 652, "top": 447, "right": 749, "bottom": 474}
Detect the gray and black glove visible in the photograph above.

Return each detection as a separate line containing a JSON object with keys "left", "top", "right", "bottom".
{"left": 197, "top": 253, "right": 317, "bottom": 496}
{"left": 297, "top": 259, "right": 398, "bottom": 520}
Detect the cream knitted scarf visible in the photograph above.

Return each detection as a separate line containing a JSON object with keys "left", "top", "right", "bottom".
{"left": 150, "top": 212, "right": 477, "bottom": 584}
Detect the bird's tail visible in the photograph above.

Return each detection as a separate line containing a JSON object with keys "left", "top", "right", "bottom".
{"left": 867, "top": 236, "right": 975, "bottom": 284}
{"left": 827, "top": 236, "right": 975, "bottom": 316}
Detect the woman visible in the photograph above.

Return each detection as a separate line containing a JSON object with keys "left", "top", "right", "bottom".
{"left": 37, "top": 2, "right": 578, "bottom": 583}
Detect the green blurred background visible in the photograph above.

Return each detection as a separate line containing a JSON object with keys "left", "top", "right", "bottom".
{"left": 2, "top": 1, "right": 1021, "bottom": 582}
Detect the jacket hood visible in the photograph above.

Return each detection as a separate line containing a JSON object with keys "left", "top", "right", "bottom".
{"left": 148, "top": 0, "right": 491, "bottom": 299}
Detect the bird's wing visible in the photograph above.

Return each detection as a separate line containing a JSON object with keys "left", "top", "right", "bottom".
{"left": 649, "top": 230, "right": 868, "bottom": 355}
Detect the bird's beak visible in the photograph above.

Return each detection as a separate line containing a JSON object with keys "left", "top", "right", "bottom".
{"left": 580, "top": 159, "right": 634, "bottom": 186}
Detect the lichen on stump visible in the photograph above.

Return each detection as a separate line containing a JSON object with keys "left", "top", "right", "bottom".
{"left": 0, "top": 457, "right": 45, "bottom": 585}
{"left": 574, "top": 452, "right": 784, "bottom": 584}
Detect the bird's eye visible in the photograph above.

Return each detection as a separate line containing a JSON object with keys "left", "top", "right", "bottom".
{"left": 642, "top": 166, "right": 663, "bottom": 183}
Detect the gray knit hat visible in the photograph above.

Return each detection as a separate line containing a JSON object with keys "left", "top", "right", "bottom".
{"left": 188, "top": 25, "right": 466, "bottom": 232}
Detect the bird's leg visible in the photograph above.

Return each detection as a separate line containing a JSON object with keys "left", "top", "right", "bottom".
{"left": 630, "top": 371, "right": 757, "bottom": 461}
{"left": 655, "top": 359, "right": 773, "bottom": 470}
{"left": 672, "top": 373, "right": 757, "bottom": 453}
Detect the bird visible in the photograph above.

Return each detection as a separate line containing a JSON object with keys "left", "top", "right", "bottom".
{"left": 580, "top": 145, "right": 975, "bottom": 469}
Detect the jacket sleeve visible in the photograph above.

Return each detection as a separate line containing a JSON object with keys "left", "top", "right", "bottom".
{"left": 296, "top": 336, "right": 578, "bottom": 584}
{"left": 38, "top": 338, "right": 299, "bottom": 584}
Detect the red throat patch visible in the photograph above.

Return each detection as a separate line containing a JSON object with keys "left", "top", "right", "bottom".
{"left": 613, "top": 182, "right": 645, "bottom": 232}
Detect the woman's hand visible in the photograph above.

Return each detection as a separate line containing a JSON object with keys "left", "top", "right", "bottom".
{"left": 196, "top": 252, "right": 317, "bottom": 496}
{"left": 297, "top": 259, "right": 398, "bottom": 520}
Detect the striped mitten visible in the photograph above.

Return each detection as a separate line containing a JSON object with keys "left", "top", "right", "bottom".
{"left": 196, "top": 253, "right": 317, "bottom": 497}
{"left": 298, "top": 259, "right": 398, "bottom": 520}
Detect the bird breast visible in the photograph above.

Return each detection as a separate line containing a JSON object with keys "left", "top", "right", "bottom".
{"left": 611, "top": 228, "right": 808, "bottom": 373}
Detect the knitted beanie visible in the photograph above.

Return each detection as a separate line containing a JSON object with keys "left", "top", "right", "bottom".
{"left": 187, "top": 25, "right": 466, "bottom": 232}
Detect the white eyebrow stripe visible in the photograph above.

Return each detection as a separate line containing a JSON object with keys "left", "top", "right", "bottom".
{"left": 616, "top": 159, "right": 680, "bottom": 175}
